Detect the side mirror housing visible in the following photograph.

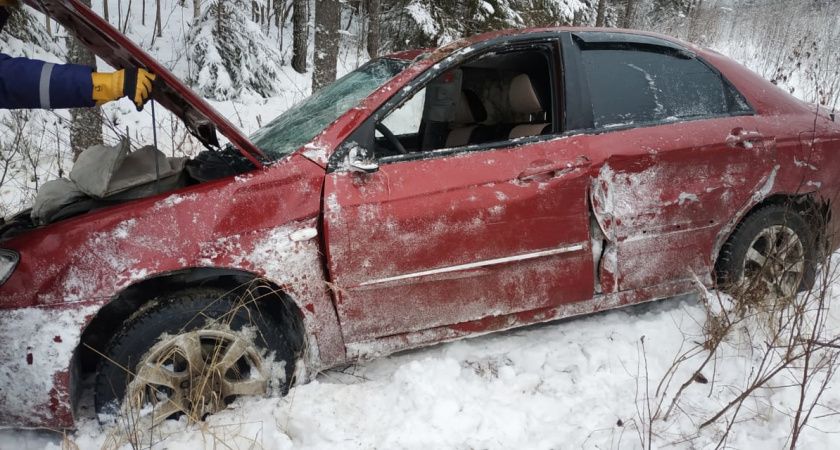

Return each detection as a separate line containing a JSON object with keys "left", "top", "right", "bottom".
{"left": 328, "top": 141, "right": 379, "bottom": 174}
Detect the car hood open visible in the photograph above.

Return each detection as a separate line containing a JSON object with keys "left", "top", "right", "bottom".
{"left": 24, "top": 0, "right": 266, "bottom": 167}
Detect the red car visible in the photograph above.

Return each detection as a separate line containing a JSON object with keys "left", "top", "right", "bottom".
{"left": 1, "top": 0, "right": 839, "bottom": 428}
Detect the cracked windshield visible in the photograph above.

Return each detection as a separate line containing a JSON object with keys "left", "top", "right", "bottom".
{"left": 250, "top": 58, "right": 410, "bottom": 161}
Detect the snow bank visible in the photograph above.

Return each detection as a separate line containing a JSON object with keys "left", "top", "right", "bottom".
{"left": 3, "top": 280, "right": 839, "bottom": 449}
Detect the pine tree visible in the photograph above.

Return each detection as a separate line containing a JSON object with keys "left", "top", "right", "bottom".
{"left": 621, "top": 0, "right": 636, "bottom": 28}
{"left": 0, "top": 6, "right": 59, "bottom": 52}
{"left": 379, "top": 0, "right": 593, "bottom": 52}
{"left": 187, "top": 0, "right": 284, "bottom": 100}
{"left": 596, "top": 0, "right": 607, "bottom": 26}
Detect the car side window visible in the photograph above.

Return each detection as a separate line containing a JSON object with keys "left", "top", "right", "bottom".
{"left": 581, "top": 47, "right": 751, "bottom": 128}
{"left": 379, "top": 88, "right": 426, "bottom": 136}
{"left": 373, "top": 45, "right": 559, "bottom": 159}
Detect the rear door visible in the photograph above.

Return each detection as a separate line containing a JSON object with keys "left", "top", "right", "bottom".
{"left": 567, "top": 32, "right": 775, "bottom": 292}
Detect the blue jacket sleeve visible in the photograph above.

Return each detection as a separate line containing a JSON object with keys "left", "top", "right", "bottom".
{"left": 0, "top": 53, "right": 96, "bottom": 110}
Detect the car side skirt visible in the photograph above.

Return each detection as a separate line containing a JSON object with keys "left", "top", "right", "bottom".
{"left": 345, "top": 279, "right": 699, "bottom": 360}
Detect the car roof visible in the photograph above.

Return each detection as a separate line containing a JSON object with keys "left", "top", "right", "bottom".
{"left": 23, "top": 0, "right": 266, "bottom": 167}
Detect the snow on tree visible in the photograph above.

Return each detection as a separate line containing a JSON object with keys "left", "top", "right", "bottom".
{"left": 380, "top": 0, "right": 593, "bottom": 51}
{"left": 0, "top": 6, "right": 60, "bottom": 56}
{"left": 187, "top": 0, "right": 284, "bottom": 100}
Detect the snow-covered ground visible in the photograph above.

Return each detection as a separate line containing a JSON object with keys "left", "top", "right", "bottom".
{"left": 3, "top": 284, "right": 839, "bottom": 449}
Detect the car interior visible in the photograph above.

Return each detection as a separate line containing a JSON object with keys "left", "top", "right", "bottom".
{"left": 374, "top": 47, "right": 557, "bottom": 158}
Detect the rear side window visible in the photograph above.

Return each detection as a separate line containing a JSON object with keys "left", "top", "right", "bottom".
{"left": 580, "top": 47, "right": 751, "bottom": 128}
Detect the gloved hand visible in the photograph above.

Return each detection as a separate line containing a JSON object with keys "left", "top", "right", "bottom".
{"left": 0, "top": 0, "right": 21, "bottom": 7}
{"left": 91, "top": 68, "right": 158, "bottom": 110}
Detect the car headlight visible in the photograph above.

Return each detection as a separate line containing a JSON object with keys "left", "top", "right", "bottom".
{"left": 0, "top": 249, "right": 19, "bottom": 286}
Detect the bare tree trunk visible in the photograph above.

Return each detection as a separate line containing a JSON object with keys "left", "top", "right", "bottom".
{"left": 103, "top": 0, "right": 110, "bottom": 23}
{"left": 68, "top": 0, "right": 103, "bottom": 160}
{"left": 45, "top": 16, "right": 52, "bottom": 37}
{"left": 687, "top": 0, "right": 705, "bottom": 41}
{"left": 142, "top": 0, "right": 145, "bottom": 26}
{"left": 312, "top": 0, "right": 341, "bottom": 91}
{"left": 155, "top": 0, "right": 162, "bottom": 36}
{"left": 622, "top": 0, "right": 636, "bottom": 28}
{"left": 117, "top": 0, "right": 122, "bottom": 30}
{"left": 193, "top": 0, "right": 201, "bottom": 22}
{"left": 365, "top": 0, "right": 380, "bottom": 58}
{"left": 292, "top": 0, "right": 308, "bottom": 74}
{"left": 596, "top": 0, "right": 607, "bottom": 27}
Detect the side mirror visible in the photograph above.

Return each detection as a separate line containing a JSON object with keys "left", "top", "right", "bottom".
{"left": 328, "top": 138, "right": 380, "bottom": 174}
{"left": 349, "top": 158, "right": 379, "bottom": 174}
{"left": 346, "top": 144, "right": 379, "bottom": 174}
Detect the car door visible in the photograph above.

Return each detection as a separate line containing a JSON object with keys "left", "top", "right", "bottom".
{"left": 322, "top": 40, "right": 595, "bottom": 344}
{"left": 567, "top": 32, "right": 776, "bottom": 292}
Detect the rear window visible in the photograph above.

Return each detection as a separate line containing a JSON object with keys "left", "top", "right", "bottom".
{"left": 581, "top": 47, "right": 751, "bottom": 128}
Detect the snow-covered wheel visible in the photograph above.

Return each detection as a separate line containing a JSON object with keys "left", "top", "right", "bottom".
{"left": 94, "top": 289, "right": 295, "bottom": 426}
{"left": 716, "top": 204, "right": 816, "bottom": 301}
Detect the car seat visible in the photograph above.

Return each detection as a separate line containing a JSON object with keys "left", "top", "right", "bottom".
{"left": 508, "top": 74, "right": 551, "bottom": 139}
{"left": 445, "top": 89, "right": 489, "bottom": 147}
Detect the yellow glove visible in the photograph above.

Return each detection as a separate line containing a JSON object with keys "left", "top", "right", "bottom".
{"left": 92, "top": 68, "right": 157, "bottom": 110}
{"left": 0, "top": 0, "right": 21, "bottom": 7}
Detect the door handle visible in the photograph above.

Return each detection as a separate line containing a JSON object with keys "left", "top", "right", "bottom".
{"left": 726, "top": 128, "right": 763, "bottom": 148}
{"left": 518, "top": 161, "right": 585, "bottom": 182}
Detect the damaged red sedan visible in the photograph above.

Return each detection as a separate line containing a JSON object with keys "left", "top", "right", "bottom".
{"left": 2, "top": 0, "right": 840, "bottom": 428}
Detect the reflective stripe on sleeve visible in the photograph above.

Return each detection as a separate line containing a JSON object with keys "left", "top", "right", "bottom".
{"left": 39, "top": 63, "right": 55, "bottom": 109}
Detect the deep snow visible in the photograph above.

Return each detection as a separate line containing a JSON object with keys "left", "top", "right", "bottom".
{"left": 2, "top": 286, "right": 839, "bottom": 449}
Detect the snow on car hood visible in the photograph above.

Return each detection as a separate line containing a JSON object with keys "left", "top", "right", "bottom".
{"left": 24, "top": 0, "right": 266, "bottom": 167}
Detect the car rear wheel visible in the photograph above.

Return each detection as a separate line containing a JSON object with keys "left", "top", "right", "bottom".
{"left": 716, "top": 204, "right": 816, "bottom": 301}
{"left": 94, "top": 289, "right": 295, "bottom": 426}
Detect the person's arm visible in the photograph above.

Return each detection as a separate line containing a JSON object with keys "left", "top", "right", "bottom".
{"left": 0, "top": 54, "right": 97, "bottom": 109}
{"left": 0, "top": 3, "right": 156, "bottom": 110}
{"left": 1, "top": 2, "right": 94, "bottom": 109}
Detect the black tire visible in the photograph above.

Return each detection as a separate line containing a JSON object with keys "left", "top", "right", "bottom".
{"left": 94, "top": 288, "right": 295, "bottom": 423}
{"left": 716, "top": 204, "right": 817, "bottom": 299}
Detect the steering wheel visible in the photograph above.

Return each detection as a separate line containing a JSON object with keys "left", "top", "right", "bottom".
{"left": 375, "top": 122, "right": 407, "bottom": 155}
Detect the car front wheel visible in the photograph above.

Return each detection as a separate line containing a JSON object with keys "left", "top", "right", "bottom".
{"left": 94, "top": 288, "right": 296, "bottom": 426}
{"left": 716, "top": 203, "right": 817, "bottom": 301}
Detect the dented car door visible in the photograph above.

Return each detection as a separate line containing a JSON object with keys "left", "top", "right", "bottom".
{"left": 589, "top": 117, "right": 775, "bottom": 292}
{"left": 568, "top": 32, "right": 774, "bottom": 293}
{"left": 324, "top": 136, "right": 595, "bottom": 344}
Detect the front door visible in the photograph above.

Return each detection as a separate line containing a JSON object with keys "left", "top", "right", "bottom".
{"left": 323, "top": 136, "right": 594, "bottom": 343}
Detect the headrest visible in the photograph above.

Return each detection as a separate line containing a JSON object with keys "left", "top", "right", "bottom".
{"left": 509, "top": 74, "right": 544, "bottom": 114}
{"left": 453, "top": 89, "right": 487, "bottom": 124}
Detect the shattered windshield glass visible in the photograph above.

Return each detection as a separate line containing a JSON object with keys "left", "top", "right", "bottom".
{"left": 250, "top": 58, "right": 410, "bottom": 161}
